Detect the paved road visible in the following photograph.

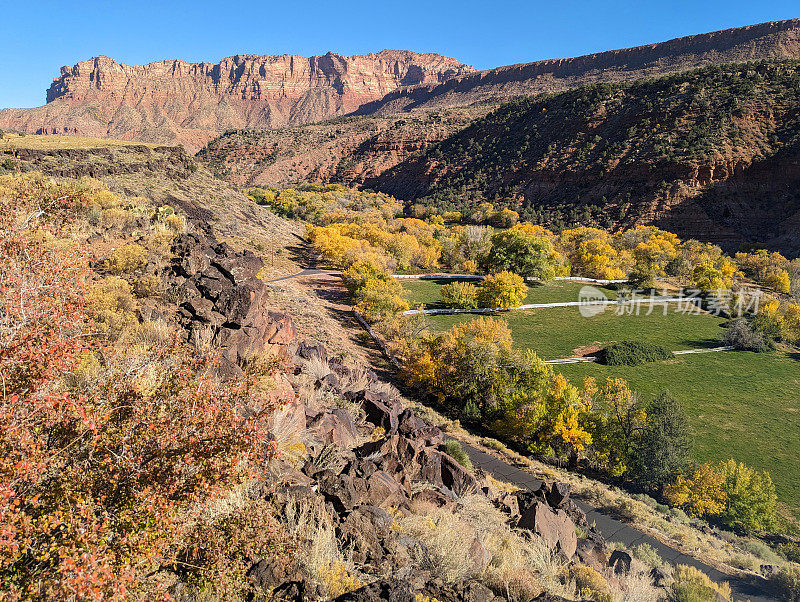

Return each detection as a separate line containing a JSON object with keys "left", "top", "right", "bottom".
{"left": 457, "top": 441, "right": 775, "bottom": 602}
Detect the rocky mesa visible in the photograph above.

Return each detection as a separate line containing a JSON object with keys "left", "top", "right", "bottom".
{"left": 0, "top": 51, "right": 471, "bottom": 152}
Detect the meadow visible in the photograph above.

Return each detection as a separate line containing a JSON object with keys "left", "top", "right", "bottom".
{"left": 403, "top": 278, "right": 620, "bottom": 309}
{"left": 408, "top": 279, "right": 800, "bottom": 514}
{"left": 560, "top": 351, "right": 800, "bottom": 513}
{"left": 0, "top": 133, "right": 157, "bottom": 150}
{"left": 422, "top": 302, "right": 726, "bottom": 358}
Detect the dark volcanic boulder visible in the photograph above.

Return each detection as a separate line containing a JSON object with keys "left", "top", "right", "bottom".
{"left": 310, "top": 409, "right": 360, "bottom": 450}
{"left": 359, "top": 470, "right": 409, "bottom": 508}
{"left": 412, "top": 488, "right": 456, "bottom": 509}
{"left": 576, "top": 539, "right": 609, "bottom": 571}
{"left": 332, "top": 579, "right": 416, "bottom": 601}
{"left": 317, "top": 471, "right": 359, "bottom": 514}
{"left": 516, "top": 499, "right": 577, "bottom": 559}
{"left": 296, "top": 341, "right": 328, "bottom": 363}
{"left": 440, "top": 453, "right": 480, "bottom": 496}
{"left": 609, "top": 549, "right": 632, "bottom": 575}
{"left": 544, "top": 482, "right": 571, "bottom": 509}
{"left": 347, "top": 390, "right": 402, "bottom": 433}
{"left": 398, "top": 410, "right": 444, "bottom": 446}
{"left": 419, "top": 580, "right": 497, "bottom": 602}
{"left": 247, "top": 556, "right": 306, "bottom": 601}
{"left": 337, "top": 505, "right": 393, "bottom": 564}
{"left": 166, "top": 232, "right": 298, "bottom": 376}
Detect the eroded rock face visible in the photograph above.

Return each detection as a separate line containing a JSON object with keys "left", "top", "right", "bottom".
{"left": 0, "top": 52, "right": 471, "bottom": 151}
{"left": 166, "top": 232, "right": 298, "bottom": 376}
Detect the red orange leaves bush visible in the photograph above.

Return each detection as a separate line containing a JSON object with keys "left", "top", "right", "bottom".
{"left": 0, "top": 176, "right": 284, "bottom": 599}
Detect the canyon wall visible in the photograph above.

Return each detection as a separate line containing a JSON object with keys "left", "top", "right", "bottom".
{"left": 0, "top": 51, "right": 471, "bottom": 151}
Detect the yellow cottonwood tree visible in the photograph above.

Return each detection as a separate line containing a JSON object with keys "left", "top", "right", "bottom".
{"left": 664, "top": 463, "right": 727, "bottom": 517}
{"left": 477, "top": 271, "right": 528, "bottom": 309}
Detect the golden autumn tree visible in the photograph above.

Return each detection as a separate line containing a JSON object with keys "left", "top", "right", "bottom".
{"left": 477, "top": 271, "right": 528, "bottom": 309}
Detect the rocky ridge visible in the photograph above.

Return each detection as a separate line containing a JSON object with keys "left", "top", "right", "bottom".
{"left": 150, "top": 218, "right": 655, "bottom": 600}
{"left": 354, "top": 18, "right": 800, "bottom": 116}
{"left": 1, "top": 143, "right": 195, "bottom": 179}
{"left": 0, "top": 51, "right": 471, "bottom": 152}
{"left": 197, "top": 105, "right": 494, "bottom": 188}
{"left": 369, "top": 59, "right": 800, "bottom": 254}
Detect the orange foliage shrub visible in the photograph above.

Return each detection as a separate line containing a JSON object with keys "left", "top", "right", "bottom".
{"left": 0, "top": 178, "right": 284, "bottom": 600}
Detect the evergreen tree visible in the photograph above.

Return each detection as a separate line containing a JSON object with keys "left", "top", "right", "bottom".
{"left": 631, "top": 392, "right": 691, "bottom": 490}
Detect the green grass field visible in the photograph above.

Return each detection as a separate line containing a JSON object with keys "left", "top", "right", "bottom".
{"left": 560, "top": 351, "right": 800, "bottom": 513}
{"left": 403, "top": 278, "right": 619, "bottom": 309}
{"left": 422, "top": 302, "right": 800, "bottom": 515}
{"left": 424, "top": 303, "right": 725, "bottom": 358}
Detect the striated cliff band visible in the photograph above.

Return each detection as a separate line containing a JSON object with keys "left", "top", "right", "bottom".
{"left": 0, "top": 51, "right": 471, "bottom": 152}
{"left": 354, "top": 18, "right": 800, "bottom": 116}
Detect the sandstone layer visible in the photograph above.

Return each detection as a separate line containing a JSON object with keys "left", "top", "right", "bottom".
{"left": 354, "top": 19, "right": 800, "bottom": 115}
{"left": 0, "top": 51, "right": 471, "bottom": 152}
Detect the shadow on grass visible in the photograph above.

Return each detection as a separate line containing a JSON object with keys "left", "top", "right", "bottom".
{"left": 679, "top": 337, "right": 725, "bottom": 349}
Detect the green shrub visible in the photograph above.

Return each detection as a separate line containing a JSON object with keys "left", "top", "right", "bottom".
{"left": 722, "top": 318, "right": 772, "bottom": 352}
{"left": 632, "top": 543, "right": 664, "bottom": 569}
{"left": 599, "top": 340, "right": 671, "bottom": 366}
{"left": 443, "top": 440, "right": 473, "bottom": 470}
{"left": 771, "top": 564, "right": 800, "bottom": 601}
{"left": 440, "top": 281, "right": 478, "bottom": 309}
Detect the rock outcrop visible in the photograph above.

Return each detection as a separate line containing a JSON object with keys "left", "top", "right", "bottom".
{"left": 225, "top": 341, "right": 632, "bottom": 601}
{"left": 0, "top": 51, "right": 471, "bottom": 152}
{"left": 164, "top": 231, "right": 298, "bottom": 378}
{"left": 354, "top": 18, "right": 800, "bottom": 116}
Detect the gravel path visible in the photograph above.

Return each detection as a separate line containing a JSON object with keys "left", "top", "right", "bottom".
{"left": 545, "top": 346, "right": 735, "bottom": 364}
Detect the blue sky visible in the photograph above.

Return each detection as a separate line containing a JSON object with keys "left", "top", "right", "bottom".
{"left": 1, "top": 0, "right": 798, "bottom": 109}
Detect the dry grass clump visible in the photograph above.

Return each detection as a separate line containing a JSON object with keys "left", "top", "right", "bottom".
{"left": 86, "top": 276, "right": 139, "bottom": 335}
{"left": 278, "top": 496, "right": 364, "bottom": 598}
{"left": 301, "top": 355, "right": 333, "bottom": 382}
{"left": 340, "top": 367, "right": 372, "bottom": 396}
{"left": 103, "top": 243, "right": 148, "bottom": 274}
{"left": 268, "top": 402, "right": 310, "bottom": 468}
{"left": 570, "top": 565, "right": 611, "bottom": 601}
{"left": 397, "top": 495, "right": 574, "bottom": 600}
{"left": 670, "top": 564, "right": 731, "bottom": 601}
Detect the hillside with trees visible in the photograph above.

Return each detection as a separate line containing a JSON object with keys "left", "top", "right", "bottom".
{"left": 370, "top": 60, "right": 800, "bottom": 255}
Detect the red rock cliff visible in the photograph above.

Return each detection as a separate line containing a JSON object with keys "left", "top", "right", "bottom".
{"left": 0, "top": 51, "right": 471, "bottom": 151}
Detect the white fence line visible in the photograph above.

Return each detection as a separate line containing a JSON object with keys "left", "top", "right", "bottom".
{"left": 403, "top": 297, "right": 697, "bottom": 316}
{"left": 544, "top": 345, "right": 734, "bottom": 365}
{"left": 391, "top": 273, "right": 483, "bottom": 280}
{"left": 672, "top": 346, "right": 734, "bottom": 355}
{"left": 391, "top": 273, "right": 631, "bottom": 284}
